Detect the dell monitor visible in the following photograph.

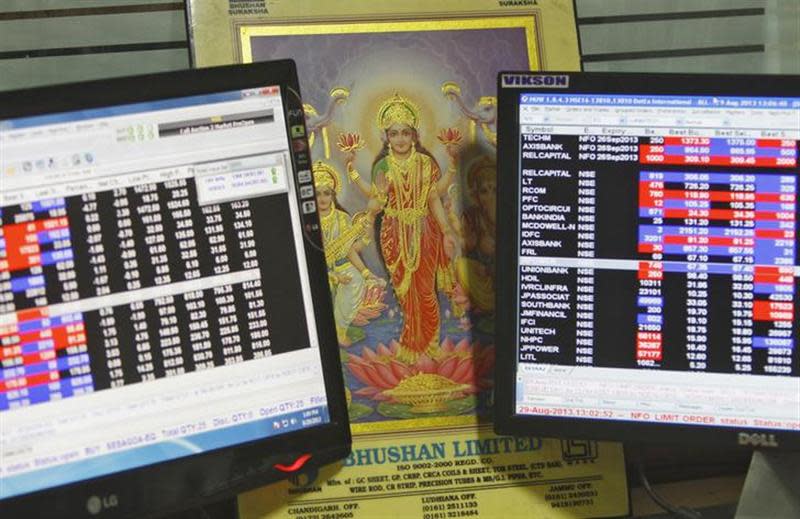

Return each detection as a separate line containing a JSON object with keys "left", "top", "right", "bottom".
{"left": 495, "top": 71, "right": 799, "bottom": 450}
{"left": 0, "top": 61, "right": 350, "bottom": 517}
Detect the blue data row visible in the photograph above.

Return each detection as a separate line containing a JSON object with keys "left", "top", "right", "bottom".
{"left": 663, "top": 145, "right": 796, "bottom": 158}
{"left": 1, "top": 353, "right": 90, "bottom": 381}
{"left": 0, "top": 376, "right": 95, "bottom": 410}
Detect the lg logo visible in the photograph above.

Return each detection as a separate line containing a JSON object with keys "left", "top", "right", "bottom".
{"left": 738, "top": 432, "right": 779, "bottom": 448}
{"left": 86, "top": 494, "right": 118, "bottom": 515}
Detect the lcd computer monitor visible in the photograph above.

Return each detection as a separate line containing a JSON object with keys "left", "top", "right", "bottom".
{"left": 495, "top": 71, "right": 799, "bottom": 450}
{"left": 0, "top": 61, "right": 350, "bottom": 518}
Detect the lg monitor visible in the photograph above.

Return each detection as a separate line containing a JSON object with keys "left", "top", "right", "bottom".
{"left": 0, "top": 61, "right": 350, "bottom": 517}
{"left": 494, "top": 71, "right": 799, "bottom": 450}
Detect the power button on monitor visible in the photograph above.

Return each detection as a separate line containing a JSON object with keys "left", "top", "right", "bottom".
{"left": 274, "top": 453, "right": 313, "bottom": 473}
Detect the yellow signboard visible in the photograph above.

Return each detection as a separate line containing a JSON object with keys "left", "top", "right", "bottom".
{"left": 240, "top": 425, "right": 629, "bottom": 519}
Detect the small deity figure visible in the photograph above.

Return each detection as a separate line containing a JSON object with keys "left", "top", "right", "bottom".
{"left": 313, "top": 160, "right": 380, "bottom": 346}
{"left": 454, "top": 157, "right": 497, "bottom": 315}
{"left": 346, "top": 93, "right": 462, "bottom": 362}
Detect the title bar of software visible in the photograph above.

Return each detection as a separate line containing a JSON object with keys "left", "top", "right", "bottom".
{"left": 520, "top": 94, "right": 800, "bottom": 110}
{"left": 0, "top": 89, "right": 277, "bottom": 131}
{"left": 158, "top": 110, "right": 275, "bottom": 137}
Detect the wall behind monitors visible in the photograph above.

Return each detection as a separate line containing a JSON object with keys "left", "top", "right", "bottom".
{"left": 494, "top": 71, "right": 799, "bottom": 450}
{"left": 1, "top": 1, "right": 797, "bottom": 92}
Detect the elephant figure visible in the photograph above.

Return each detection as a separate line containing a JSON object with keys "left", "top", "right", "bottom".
{"left": 442, "top": 81, "right": 497, "bottom": 147}
{"left": 304, "top": 86, "right": 350, "bottom": 158}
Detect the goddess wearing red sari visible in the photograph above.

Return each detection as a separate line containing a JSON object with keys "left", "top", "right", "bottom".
{"left": 349, "top": 94, "right": 460, "bottom": 361}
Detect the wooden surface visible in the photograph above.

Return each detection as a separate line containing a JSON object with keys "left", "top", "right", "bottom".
{"left": 631, "top": 475, "right": 745, "bottom": 517}
{"left": 625, "top": 443, "right": 752, "bottom": 518}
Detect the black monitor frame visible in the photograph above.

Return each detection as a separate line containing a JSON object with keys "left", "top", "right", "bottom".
{"left": 0, "top": 61, "right": 351, "bottom": 518}
{"left": 494, "top": 71, "right": 800, "bottom": 450}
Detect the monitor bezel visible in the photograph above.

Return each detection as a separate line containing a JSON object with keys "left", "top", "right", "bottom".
{"left": 494, "top": 71, "right": 800, "bottom": 451}
{"left": 0, "top": 60, "right": 351, "bottom": 518}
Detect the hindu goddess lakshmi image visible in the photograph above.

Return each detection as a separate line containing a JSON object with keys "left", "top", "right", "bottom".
{"left": 348, "top": 93, "right": 461, "bottom": 362}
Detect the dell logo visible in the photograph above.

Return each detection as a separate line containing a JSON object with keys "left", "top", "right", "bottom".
{"left": 86, "top": 494, "right": 119, "bottom": 515}
{"left": 738, "top": 432, "right": 779, "bottom": 448}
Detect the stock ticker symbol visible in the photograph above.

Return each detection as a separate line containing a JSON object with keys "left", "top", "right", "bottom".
{"left": 560, "top": 439, "right": 599, "bottom": 465}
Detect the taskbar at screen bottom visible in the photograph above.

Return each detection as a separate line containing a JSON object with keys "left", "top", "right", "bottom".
{"left": 1, "top": 404, "right": 329, "bottom": 499}
{"left": 515, "top": 364, "right": 799, "bottom": 432}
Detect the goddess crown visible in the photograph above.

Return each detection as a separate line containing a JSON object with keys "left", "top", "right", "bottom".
{"left": 376, "top": 93, "right": 420, "bottom": 131}
{"left": 312, "top": 160, "right": 342, "bottom": 194}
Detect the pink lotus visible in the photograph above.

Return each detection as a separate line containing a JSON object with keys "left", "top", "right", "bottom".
{"left": 346, "top": 338, "right": 495, "bottom": 402}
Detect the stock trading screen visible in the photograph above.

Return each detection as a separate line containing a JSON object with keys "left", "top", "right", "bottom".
{"left": 513, "top": 93, "right": 799, "bottom": 431}
{"left": 0, "top": 177, "right": 310, "bottom": 410}
{"left": 0, "top": 92, "right": 315, "bottom": 413}
{"left": 0, "top": 88, "right": 334, "bottom": 501}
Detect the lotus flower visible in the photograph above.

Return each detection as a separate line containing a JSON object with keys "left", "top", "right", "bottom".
{"left": 351, "top": 279, "right": 388, "bottom": 326}
{"left": 337, "top": 132, "right": 365, "bottom": 152}
{"left": 437, "top": 127, "right": 463, "bottom": 146}
{"left": 346, "top": 338, "right": 495, "bottom": 402}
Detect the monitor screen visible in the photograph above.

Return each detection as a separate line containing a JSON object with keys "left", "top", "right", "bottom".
{"left": 495, "top": 72, "right": 799, "bottom": 449}
{"left": 0, "top": 63, "right": 349, "bottom": 515}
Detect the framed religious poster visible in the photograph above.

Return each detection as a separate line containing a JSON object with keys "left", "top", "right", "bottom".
{"left": 187, "top": 1, "right": 630, "bottom": 517}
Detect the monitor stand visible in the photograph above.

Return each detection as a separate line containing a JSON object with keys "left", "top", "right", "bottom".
{"left": 735, "top": 450, "right": 800, "bottom": 519}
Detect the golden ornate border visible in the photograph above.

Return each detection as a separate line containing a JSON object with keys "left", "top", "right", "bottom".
{"left": 239, "top": 16, "right": 540, "bottom": 70}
